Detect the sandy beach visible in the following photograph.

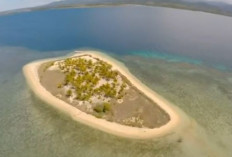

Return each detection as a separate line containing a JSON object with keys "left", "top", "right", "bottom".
{"left": 23, "top": 50, "right": 182, "bottom": 139}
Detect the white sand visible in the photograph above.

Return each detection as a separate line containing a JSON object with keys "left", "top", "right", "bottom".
{"left": 23, "top": 50, "right": 186, "bottom": 139}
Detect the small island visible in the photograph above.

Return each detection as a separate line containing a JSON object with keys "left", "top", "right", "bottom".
{"left": 23, "top": 51, "right": 180, "bottom": 139}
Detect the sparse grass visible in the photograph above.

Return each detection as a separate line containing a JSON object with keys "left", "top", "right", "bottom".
{"left": 43, "top": 61, "right": 54, "bottom": 71}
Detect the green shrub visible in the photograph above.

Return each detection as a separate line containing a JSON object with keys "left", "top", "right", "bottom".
{"left": 66, "top": 90, "right": 72, "bottom": 97}
{"left": 57, "top": 83, "right": 63, "bottom": 88}
{"left": 103, "top": 102, "right": 111, "bottom": 112}
{"left": 94, "top": 113, "right": 103, "bottom": 118}
{"left": 94, "top": 104, "right": 104, "bottom": 113}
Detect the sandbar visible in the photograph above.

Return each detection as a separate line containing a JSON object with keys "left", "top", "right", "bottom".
{"left": 23, "top": 50, "right": 181, "bottom": 139}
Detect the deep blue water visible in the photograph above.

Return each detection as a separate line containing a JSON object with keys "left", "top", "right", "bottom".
{"left": 0, "top": 6, "right": 232, "bottom": 69}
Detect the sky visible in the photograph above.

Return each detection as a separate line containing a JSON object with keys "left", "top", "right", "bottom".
{"left": 0, "top": 0, "right": 232, "bottom": 12}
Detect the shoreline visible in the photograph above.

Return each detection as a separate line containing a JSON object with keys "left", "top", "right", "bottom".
{"left": 23, "top": 50, "right": 183, "bottom": 139}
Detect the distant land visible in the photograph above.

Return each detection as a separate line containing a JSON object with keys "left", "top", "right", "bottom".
{"left": 1, "top": 0, "right": 232, "bottom": 17}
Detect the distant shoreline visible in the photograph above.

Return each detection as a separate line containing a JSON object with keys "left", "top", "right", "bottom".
{"left": 23, "top": 50, "right": 181, "bottom": 139}
{"left": 1, "top": 3, "right": 232, "bottom": 18}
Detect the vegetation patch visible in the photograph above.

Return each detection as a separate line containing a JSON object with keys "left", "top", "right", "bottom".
{"left": 94, "top": 102, "right": 111, "bottom": 113}
{"left": 39, "top": 54, "right": 171, "bottom": 128}
{"left": 51, "top": 55, "right": 128, "bottom": 103}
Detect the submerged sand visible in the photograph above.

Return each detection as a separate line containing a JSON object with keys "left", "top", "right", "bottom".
{"left": 23, "top": 51, "right": 181, "bottom": 139}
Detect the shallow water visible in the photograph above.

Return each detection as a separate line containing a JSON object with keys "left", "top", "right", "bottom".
{"left": 118, "top": 54, "right": 232, "bottom": 157}
{"left": 0, "top": 5, "right": 232, "bottom": 157}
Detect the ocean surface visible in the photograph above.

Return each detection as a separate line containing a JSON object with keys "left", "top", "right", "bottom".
{"left": 0, "top": 5, "right": 232, "bottom": 157}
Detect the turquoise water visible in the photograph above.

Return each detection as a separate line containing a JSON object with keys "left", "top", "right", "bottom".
{"left": 0, "top": 6, "right": 232, "bottom": 157}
